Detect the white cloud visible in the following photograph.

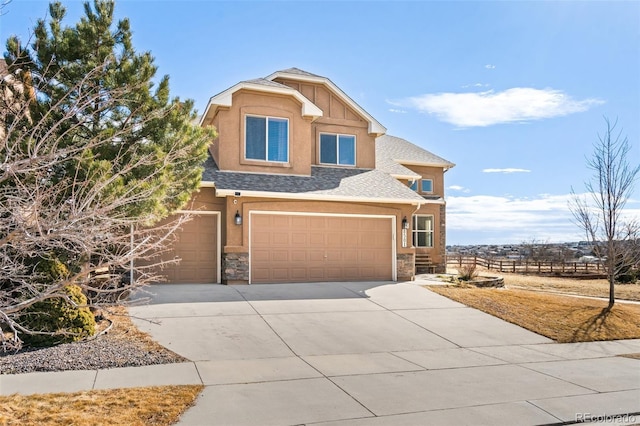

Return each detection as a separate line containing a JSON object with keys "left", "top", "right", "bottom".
{"left": 388, "top": 108, "right": 407, "bottom": 114}
{"left": 461, "top": 83, "right": 490, "bottom": 89}
{"left": 485, "top": 64, "right": 496, "bottom": 69}
{"left": 483, "top": 168, "right": 531, "bottom": 174}
{"left": 402, "top": 88, "right": 604, "bottom": 127}
{"left": 448, "top": 185, "right": 471, "bottom": 193}
{"left": 446, "top": 193, "right": 640, "bottom": 244}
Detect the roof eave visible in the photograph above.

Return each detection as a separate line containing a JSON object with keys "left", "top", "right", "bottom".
{"left": 200, "top": 81, "right": 323, "bottom": 126}
{"left": 396, "top": 159, "right": 456, "bottom": 171}
{"left": 214, "top": 188, "right": 437, "bottom": 205}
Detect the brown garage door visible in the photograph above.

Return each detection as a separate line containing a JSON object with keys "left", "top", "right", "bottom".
{"left": 143, "top": 213, "right": 219, "bottom": 284}
{"left": 250, "top": 214, "right": 393, "bottom": 284}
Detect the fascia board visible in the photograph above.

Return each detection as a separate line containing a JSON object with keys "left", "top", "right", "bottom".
{"left": 214, "top": 188, "right": 442, "bottom": 205}
{"left": 199, "top": 82, "right": 323, "bottom": 126}
{"left": 395, "top": 159, "right": 456, "bottom": 171}
{"left": 266, "top": 71, "right": 387, "bottom": 136}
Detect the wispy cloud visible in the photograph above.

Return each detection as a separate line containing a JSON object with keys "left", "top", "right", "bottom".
{"left": 446, "top": 193, "right": 640, "bottom": 244}
{"left": 483, "top": 168, "right": 531, "bottom": 174}
{"left": 447, "top": 193, "right": 581, "bottom": 243}
{"left": 388, "top": 108, "right": 407, "bottom": 114}
{"left": 398, "top": 88, "right": 604, "bottom": 127}
{"left": 485, "top": 64, "right": 496, "bottom": 69}
{"left": 448, "top": 185, "right": 471, "bottom": 193}
{"left": 461, "top": 83, "right": 490, "bottom": 89}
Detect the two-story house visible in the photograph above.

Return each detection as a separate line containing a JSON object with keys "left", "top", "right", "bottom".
{"left": 150, "top": 68, "right": 454, "bottom": 284}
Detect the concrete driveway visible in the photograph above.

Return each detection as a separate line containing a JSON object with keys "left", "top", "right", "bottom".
{"left": 129, "top": 281, "right": 640, "bottom": 426}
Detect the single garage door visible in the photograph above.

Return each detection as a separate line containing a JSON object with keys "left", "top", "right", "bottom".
{"left": 250, "top": 213, "right": 394, "bottom": 284}
{"left": 143, "top": 213, "right": 219, "bottom": 284}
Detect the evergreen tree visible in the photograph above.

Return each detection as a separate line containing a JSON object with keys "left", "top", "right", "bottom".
{"left": 1, "top": 0, "right": 213, "bottom": 349}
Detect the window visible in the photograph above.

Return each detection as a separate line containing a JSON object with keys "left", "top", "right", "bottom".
{"left": 421, "top": 179, "right": 433, "bottom": 193}
{"left": 320, "top": 133, "right": 355, "bottom": 166}
{"left": 409, "top": 180, "right": 418, "bottom": 191}
{"left": 245, "top": 115, "right": 288, "bottom": 162}
{"left": 413, "top": 215, "right": 434, "bottom": 247}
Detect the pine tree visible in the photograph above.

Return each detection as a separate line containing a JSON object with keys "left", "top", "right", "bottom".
{"left": 1, "top": 0, "right": 213, "bottom": 349}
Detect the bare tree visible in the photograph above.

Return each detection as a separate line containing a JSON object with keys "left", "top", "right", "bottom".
{"left": 570, "top": 118, "right": 640, "bottom": 308}
{"left": 0, "top": 57, "right": 214, "bottom": 350}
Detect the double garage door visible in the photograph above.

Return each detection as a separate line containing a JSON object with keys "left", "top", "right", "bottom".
{"left": 250, "top": 213, "right": 394, "bottom": 284}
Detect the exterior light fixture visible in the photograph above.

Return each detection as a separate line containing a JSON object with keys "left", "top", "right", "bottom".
{"left": 402, "top": 216, "right": 409, "bottom": 230}
{"left": 234, "top": 210, "right": 242, "bottom": 225}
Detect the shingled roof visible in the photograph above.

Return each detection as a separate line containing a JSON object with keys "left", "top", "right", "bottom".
{"left": 202, "top": 154, "right": 430, "bottom": 204}
{"left": 376, "top": 135, "right": 455, "bottom": 170}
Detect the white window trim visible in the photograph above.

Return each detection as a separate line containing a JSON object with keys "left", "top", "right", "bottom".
{"left": 319, "top": 132, "right": 356, "bottom": 166}
{"left": 421, "top": 179, "right": 434, "bottom": 194}
{"left": 412, "top": 214, "right": 434, "bottom": 248}
{"left": 244, "top": 114, "right": 289, "bottom": 163}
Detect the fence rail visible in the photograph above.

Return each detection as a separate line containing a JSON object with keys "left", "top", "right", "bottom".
{"left": 447, "top": 255, "right": 604, "bottom": 275}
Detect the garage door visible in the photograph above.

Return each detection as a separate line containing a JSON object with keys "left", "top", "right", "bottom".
{"left": 143, "top": 213, "right": 219, "bottom": 284}
{"left": 250, "top": 213, "right": 394, "bottom": 283}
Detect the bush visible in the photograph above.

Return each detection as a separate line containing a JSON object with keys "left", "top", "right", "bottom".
{"left": 19, "top": 285, "right": 96, "bottom": 347}
{"left": 458, "top": 263, "right": 478, "bottom": 281}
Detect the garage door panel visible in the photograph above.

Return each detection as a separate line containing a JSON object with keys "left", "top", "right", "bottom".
{"left": 271, "top": 250, "right": 289, "bottom": 262}
{"left": 291, "top": 251, "right": 307, "bottom": 262}
{"left": 272, "top": 233, "right": 289, "bottom": 245}
{"left": 250, "top": 214, "right": 393, "bottom": 284}
{"left": 291, "top": 233, "right": 308, "bottom": 245}
{"left": 141, "top": 214, "right": 218, "bottom": 284}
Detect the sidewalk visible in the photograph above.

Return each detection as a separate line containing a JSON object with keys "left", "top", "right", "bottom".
{"left": 1, "top": 281, "right": 639, "bottom": 426}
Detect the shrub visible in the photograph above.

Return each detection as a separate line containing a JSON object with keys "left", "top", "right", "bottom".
{"left": 458, "top": 263, "right": 478, "bottom": 281}
{"left": 19, "top": 285, "right": 96, "bottom": 347}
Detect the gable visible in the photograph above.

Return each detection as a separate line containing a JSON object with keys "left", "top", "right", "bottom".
{"left": 266, "top": 69, "right": 386, "bottom": 136}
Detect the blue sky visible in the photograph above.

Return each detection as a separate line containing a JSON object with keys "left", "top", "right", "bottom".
{"left": 3, "top": 0, "right": 639, "bottom": 245}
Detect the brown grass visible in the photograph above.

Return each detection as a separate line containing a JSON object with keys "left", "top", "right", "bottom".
{"left": 99, "top": 306, "right": 174, "bottom": 351}
{"left": 447, "top": 267, "right": 640, "bottom": 301}
{"left": 0, "top": 385, "right": 203, "bottom": 426}
{"left": 429, "top": 286, "right": 640, "bottom": 343}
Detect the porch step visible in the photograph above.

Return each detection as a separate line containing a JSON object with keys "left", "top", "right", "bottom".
{"left": 415, "top": 254, "right": 435, "bottom": 274}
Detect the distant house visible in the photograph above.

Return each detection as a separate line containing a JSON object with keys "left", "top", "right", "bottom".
{"left": 144, "top": 68, "right": 455, "bottom": 284}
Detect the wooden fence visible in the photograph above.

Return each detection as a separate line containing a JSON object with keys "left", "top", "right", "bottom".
{"left": 447, "top": 255, "right": 604, "bottom": 276}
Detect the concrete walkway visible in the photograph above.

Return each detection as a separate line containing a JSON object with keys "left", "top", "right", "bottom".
{"left": 1, "top": 279, "right": 639, "bottom": 426}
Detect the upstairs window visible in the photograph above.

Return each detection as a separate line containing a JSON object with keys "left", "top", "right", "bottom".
{"left": 320, "top": 133, "right": 355, "bottom": 166}
{"left": 409, "top": 180, "right": 418, "bottom": 191}
{"left": 421, "top": 179, "right": 433, "bottom": 193}
{"left": 245, "top": 115, "right": 289, "bottom": 162}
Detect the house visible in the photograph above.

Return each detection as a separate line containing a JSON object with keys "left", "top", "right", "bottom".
{"left": 151, "top": 68, "right": 454, "bottom": 284}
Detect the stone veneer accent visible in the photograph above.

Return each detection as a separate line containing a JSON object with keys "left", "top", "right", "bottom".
{"left": 222, "top": 252, "right": 249, "bottom": 283}
{"left": 397, "top": 253, "right": 415, "bottom": 280}
{"left": 436, "top": 204, "right": 447, "bottom": 273}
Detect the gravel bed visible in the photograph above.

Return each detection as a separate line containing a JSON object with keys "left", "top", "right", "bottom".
{"left": 0, "top": 311, "right": 188, "bottom": 375}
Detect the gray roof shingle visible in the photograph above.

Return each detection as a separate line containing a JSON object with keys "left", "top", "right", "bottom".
{"left": 376, "top": 135, "right": 455, "bottom": 170}
{"left": 202, "top": 155, "right": 426, "bottom": 203}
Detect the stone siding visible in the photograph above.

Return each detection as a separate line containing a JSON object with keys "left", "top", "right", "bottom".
{"left": 397, "top": 253, "right": 415, "bottom": 281}
{"left": 222, "top": 252, "right": 249, "bottom": 283}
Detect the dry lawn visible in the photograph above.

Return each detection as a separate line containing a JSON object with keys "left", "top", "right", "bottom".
{"left": 500, "top": 272, "right": 640, "bottom": 301}
{"left": 0, "top": 385, "right": 203, "bottom": 426}
{"left": 446, "top": 267, "right": 640, "bottom": 301}
{"left": 429, "top": 286, "right": 640, "bottom": 343}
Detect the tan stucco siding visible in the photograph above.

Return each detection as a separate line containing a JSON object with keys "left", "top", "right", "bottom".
{"left": 412, "top": 202, "right": 445, "bottom": 267}
{"left": 211, "top": 90, "right": 313, "bottom": 175}
{"left": 223, "top": 196, "right": 416, "bottom": 256}
{"left": 403, "top": 164, "right": 446, "bottom": 197}
{"left": 273, "top": 79, "right": 376, "bottom": 169}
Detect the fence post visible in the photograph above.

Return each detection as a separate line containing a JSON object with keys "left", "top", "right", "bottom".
{"left": 512, "top": 261, "right": 515, "bottom": 273}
